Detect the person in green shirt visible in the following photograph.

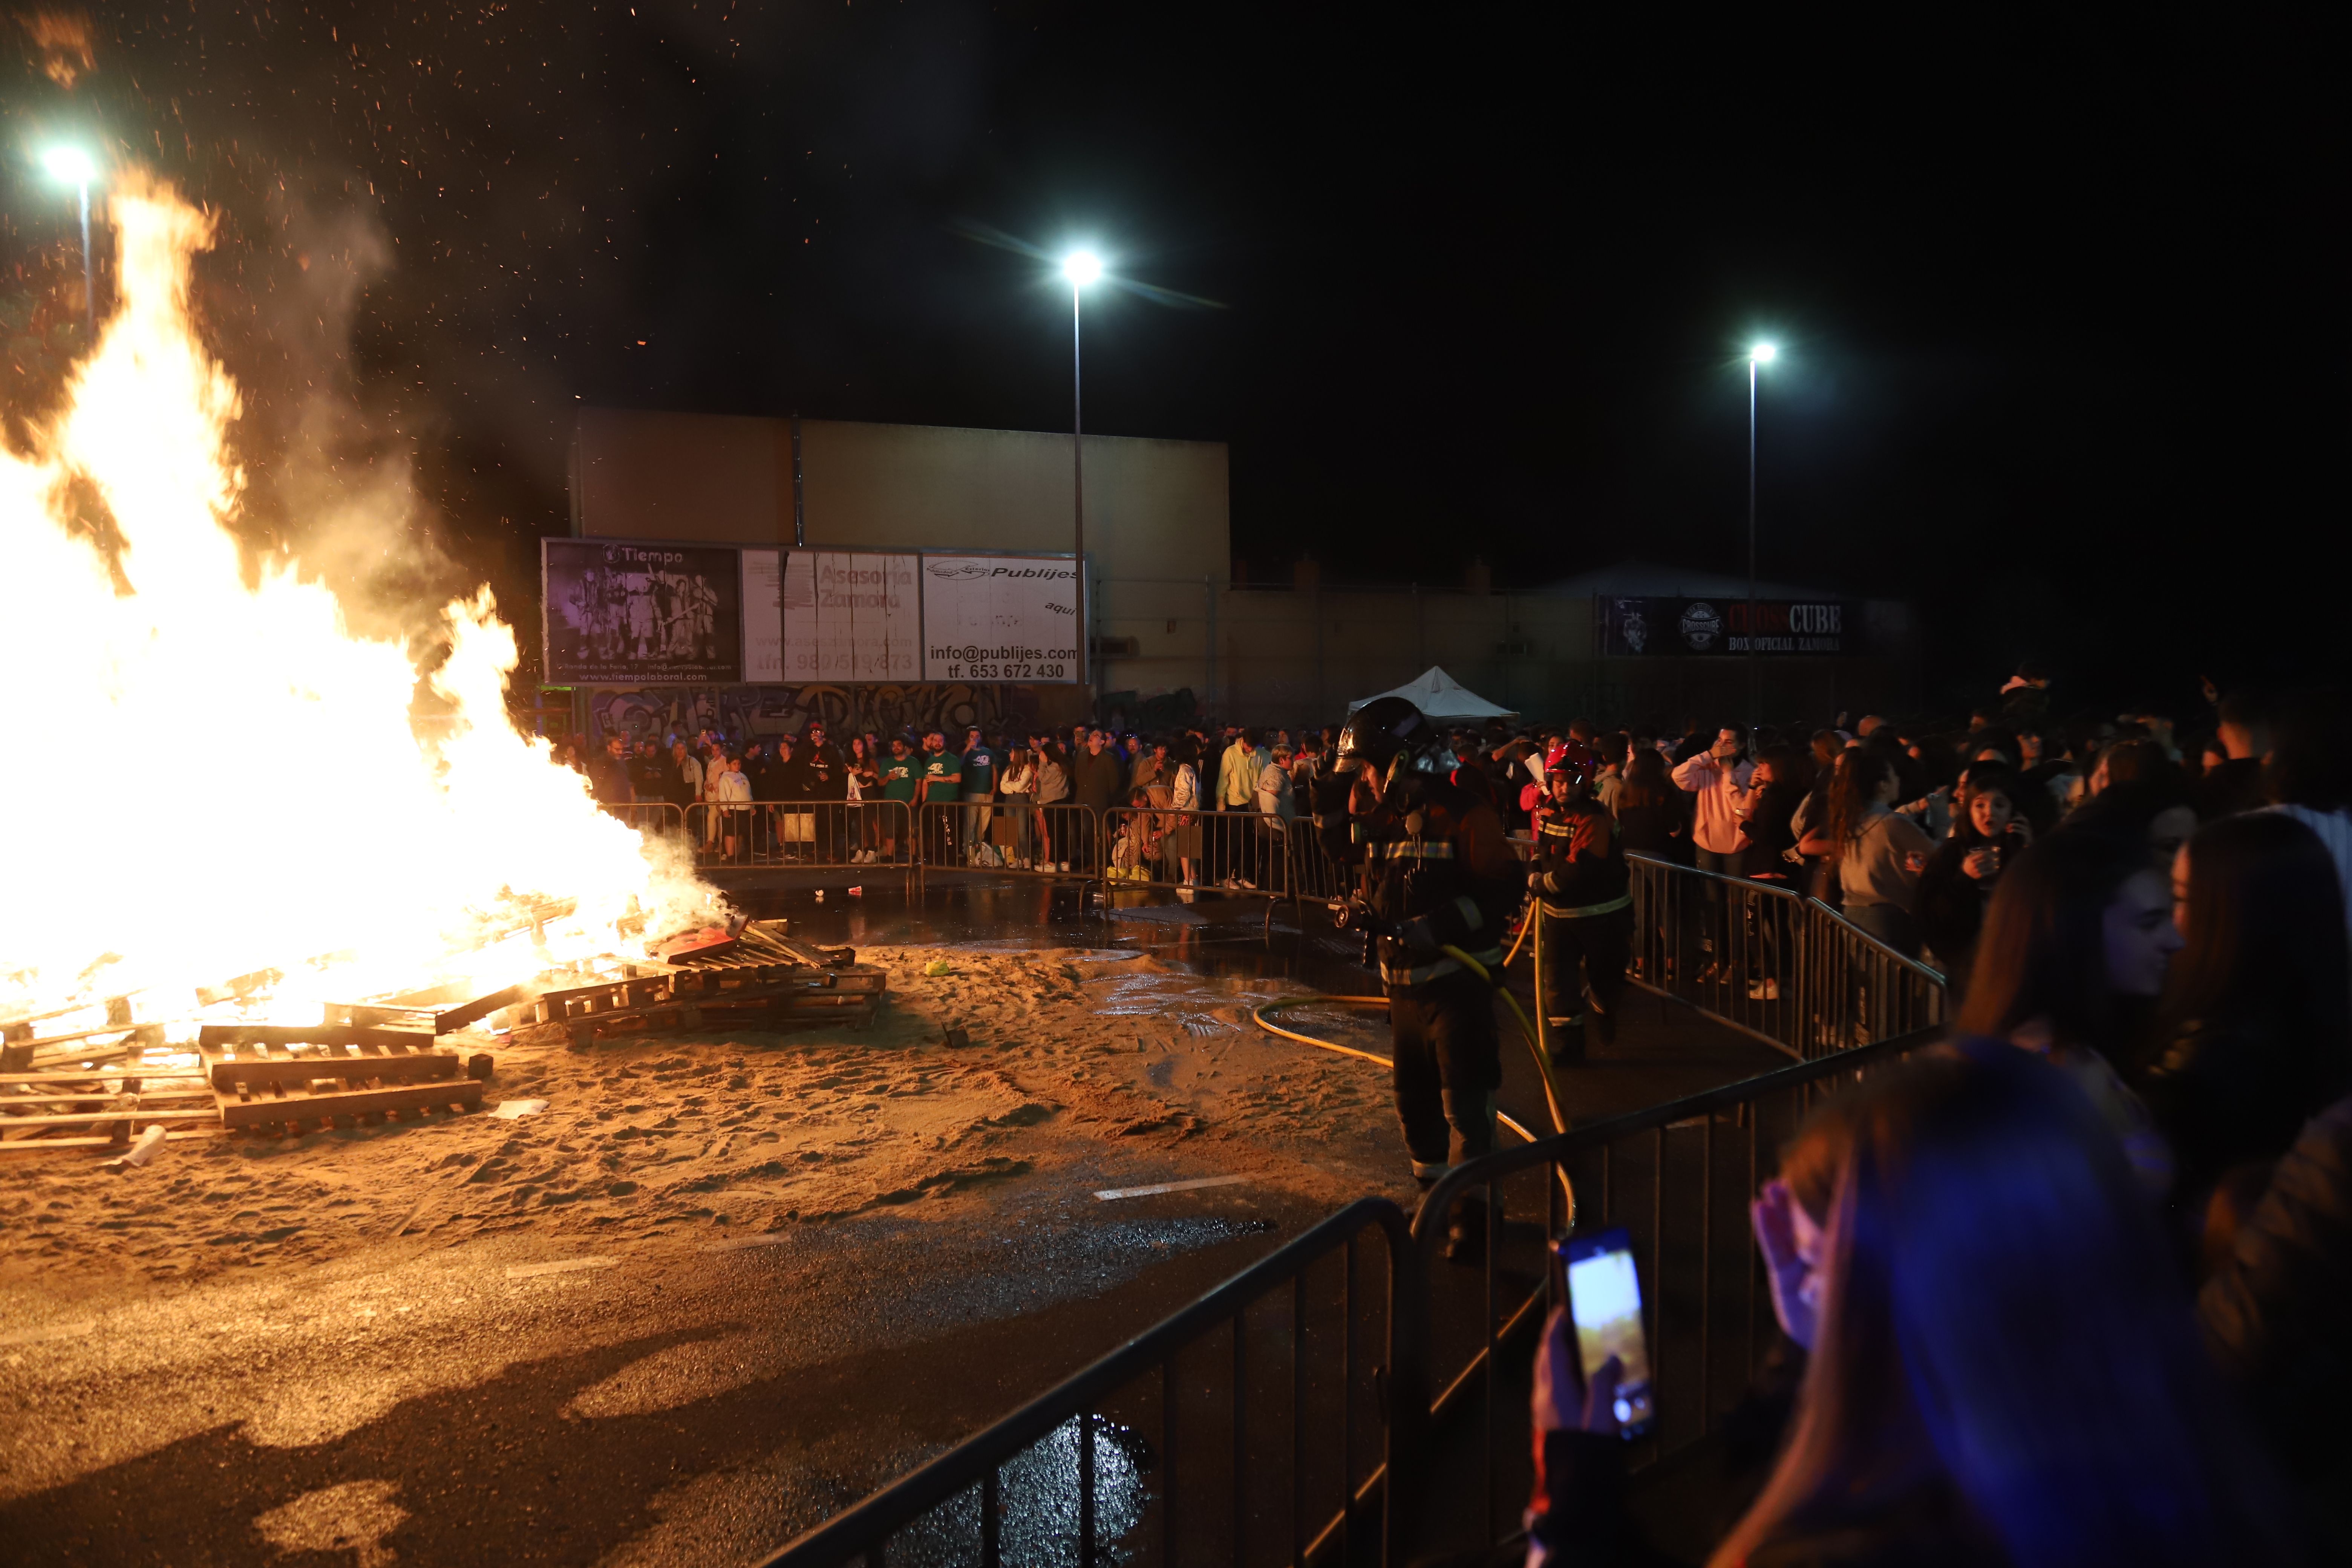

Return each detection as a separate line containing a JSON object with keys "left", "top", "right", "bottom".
{"left": 878, "top": 735, "right": 919, "bottom": 862}
{"left": 918, "top": 730, "right": 962, "bottom": 864}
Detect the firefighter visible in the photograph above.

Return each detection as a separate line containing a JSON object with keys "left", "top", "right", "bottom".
{"left": 1528, "top": 763, "right": 1632, "bottom": 1067}
{"left": 1335, "top": 697, "right": 1522, "bottom": 1260}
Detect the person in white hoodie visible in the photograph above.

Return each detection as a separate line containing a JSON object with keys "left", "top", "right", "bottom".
{"left": 715, "top": 753, "right": 754, "bottom": 862}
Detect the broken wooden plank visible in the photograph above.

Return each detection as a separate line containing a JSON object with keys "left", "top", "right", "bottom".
{"left": 0, "top": 1127, "right": 228, "bottom": 1152}
{"left": 204, "top": 1050, "right": 463, "bottom": 1092}
{"left": 217, "top": 1077, "right": 484, "bottom": 1129}
{"left": 197, "top": 1023, "right": 439, "bottom": 1050}
{"left": 0, "top": 1109, "right": 224, "bottom": 1130}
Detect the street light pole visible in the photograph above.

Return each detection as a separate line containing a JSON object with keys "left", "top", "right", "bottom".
{"left": 75, "top": 176, "right": 93, "bottom": 339}
{"left": 1746, "top": 341, "right": 1776, "bottom": 740}
{"left": 1061, "top": 249, "right": 1104, "bottom": 704}
{"left": 1072, "top": 276, "right": 1086, "bottom": 697}
{"left": 41, "top": 147, "right": 100, "bottom": 341}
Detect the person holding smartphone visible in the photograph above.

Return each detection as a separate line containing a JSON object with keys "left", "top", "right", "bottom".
{"left": 1524, "top": 1049, "right": 2298, "bottom": 1568}
{"left": 1915, "top": 766, "right": 2034, "bottom": 992}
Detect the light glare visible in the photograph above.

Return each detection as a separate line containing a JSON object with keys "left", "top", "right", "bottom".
{"left": 41, "top": 145, "right": 97, "bottom": 184}
{"left": 1750, "top": 341, "right": 1778, "bottom": 365}
{"left": 1062, "top": 250, "right": 1104, "bottom": 288}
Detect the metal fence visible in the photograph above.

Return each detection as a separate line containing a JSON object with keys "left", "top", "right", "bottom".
{"left": 1405, "top": 1023, "right": 1940, "bottom": 1553}
{"left": 914, "top": 800, "right": 1107, "bottom": 880}
{"left": 601, "top": 801, "right": 686, "bottom": 837}
{"left": 1101, "top": 805, "right": 1298, "bottom": 898}
{"left": 682, "top": 801, "right": 915, "bottom": 868}
{"left": 757, "top": 1198, "right": 1429, "bottom": 1568}
{"left": 1623, "top": 853, "right": 1947, "bottom": 1060}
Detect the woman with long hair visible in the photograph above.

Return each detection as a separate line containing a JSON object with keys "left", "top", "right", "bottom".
{"left": 1799, "top": 749, "right": 1932, "bottom": 956}
{"left": 1164, "top": 735, "right": 1204, "bottom": 886}
{"left": 2144, "top": 812, "right": 2352, "bottom": 1221}
{"left": 844, "top": 733, "right": 879, "bottom": 862}
{"left": 1915, "top": 764, "right": 2034, "bottom": 991}
{"left": 1528, "top": 1048, "right": 2301, "bottom": 1568}
{"left": 1032, "top": 739, "right": 1070, "bottom": 872}
{"left": 1955, "top": 826, "right": 2182, "bottom": 1189}
{"left": 995, "top": 746, "right": 1037, "bottom": 868}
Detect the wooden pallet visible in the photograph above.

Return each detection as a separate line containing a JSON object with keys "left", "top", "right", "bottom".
{"left": 204, "top": 1038, "right": 484, "bottom": 1130}
{"left": 0, "top": 1059, "right": 222, "bottom": 1147}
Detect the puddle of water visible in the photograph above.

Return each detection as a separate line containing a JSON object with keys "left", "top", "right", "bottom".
{"left": 727, "top": 883, "right": 1372, "bottom": 995}
{"left": 891, "top": 1415, "right": 1151, "bottom": 1567}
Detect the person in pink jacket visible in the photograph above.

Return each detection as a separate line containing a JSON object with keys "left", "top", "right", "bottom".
{"left": 1672, "top": 729, "right": 1756, "bottom": 982}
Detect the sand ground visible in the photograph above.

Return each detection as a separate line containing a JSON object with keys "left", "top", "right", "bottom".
{"left": 0, "top": 942, "right": 1413, "bottom": 1291}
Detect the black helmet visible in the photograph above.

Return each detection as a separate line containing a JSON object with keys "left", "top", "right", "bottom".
{"left": 1337, "top": 697, "right": 1433, "bottom": 771}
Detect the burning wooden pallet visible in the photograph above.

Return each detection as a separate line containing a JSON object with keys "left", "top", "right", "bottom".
{"left": 201, "top": 1034, "right": 488, "bottom": 1131}
{"left": 498, "top": 921, "right": 886, "bottom": 1047}
{"left": 0, "top": 1057, "right": 222, "bottom": 1150}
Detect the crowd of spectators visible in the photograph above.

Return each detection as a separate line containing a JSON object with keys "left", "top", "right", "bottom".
{"left": 552, "top": 719, "right": 1329, "bottom": 877}
{"left": 1508, "top": 675, "right": 2352, "bottom": 1565}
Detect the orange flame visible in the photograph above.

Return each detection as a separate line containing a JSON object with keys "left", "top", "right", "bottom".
{"left": 0, "top": 177, "right": 713, "bottom": 1023}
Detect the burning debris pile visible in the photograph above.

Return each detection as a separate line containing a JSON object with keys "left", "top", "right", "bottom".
{"left": 2, "top": 916, "right": 886, "bottom": 1151}
{"left": 0, "top": 175, "right": 893, "bottom": 1156}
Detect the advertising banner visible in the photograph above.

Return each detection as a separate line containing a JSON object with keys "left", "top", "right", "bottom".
{"left": 919, "top": 554, "right": 1079, "bottom": 683}
{"left": 543, "top": 539, "right": 744, "bottom": 683}
{"left": 1597, "top": 596, "right": 1856, "bottom": 657}
{"left": 781, "top": 550, "right": 921, "bottom": 683}
{"left": 741, "top": 548, "right": 784, "bottom": 682}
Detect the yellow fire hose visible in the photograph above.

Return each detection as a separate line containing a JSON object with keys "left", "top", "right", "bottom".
{"left": 1249, "top": 930, "right": 1574, "bottom": 1210}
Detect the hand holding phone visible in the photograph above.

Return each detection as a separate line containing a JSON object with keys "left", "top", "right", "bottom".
{"left": 1551, "top": 1231, "right": 1657, "bottom": 1439}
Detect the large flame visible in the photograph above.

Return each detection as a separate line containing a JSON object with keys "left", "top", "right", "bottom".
{"left": 0, "top": 178, "right": 710, "bottom": 1024}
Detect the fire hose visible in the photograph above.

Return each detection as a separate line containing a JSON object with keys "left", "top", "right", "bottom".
{"left": 1249, "top": 931, "right": 1574, "bottom": 1206}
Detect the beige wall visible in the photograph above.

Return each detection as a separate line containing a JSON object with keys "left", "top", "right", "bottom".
{"left": 570, "top": 409, "right": 1229, "bottom": 583}
{"left": 566, "top": 408, "right": 1912, "bottom": 728}
{"left": 1092, "top": 582, "right": 1917, "bottom": 728}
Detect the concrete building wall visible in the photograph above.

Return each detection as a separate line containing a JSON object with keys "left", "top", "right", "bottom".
{"left": 563, "top": 409, "right": 1915, "bottom": 738}
{"left": 1091, "top": 582, "right": 1915, "bottom": 729}
{"left": 571, "top": 409, "right": 1228, "bottom": 584}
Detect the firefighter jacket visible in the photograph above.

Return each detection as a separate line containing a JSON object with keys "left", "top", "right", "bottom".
{"left": 1531, "top": 800, "right": 1632, "bottom": 920}
{"left": 1361, "top": 772, "right": 1521, "bottom": 989}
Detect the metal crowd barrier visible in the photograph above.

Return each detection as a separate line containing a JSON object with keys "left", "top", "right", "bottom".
{"left": 1289, "top": 821, "right": 1357, "bottom": 905}
{"left": 1101, "top": 805, "right": 1296, "bottom": 899}
{"left": 757, "top": 1198, "right": 1429, "bottom": 1568}
{"left": 600, "top": 801, "right": 686, "bottom": 837}
{"left": 1624, "top": 852, "right": 1947, "bottom": 1061}
{"left": 1406, "top": 1024, "right": 1940, "bottom": 1552}
{"left": 914, "top": 800, "right": 1106, "bottom": 879}
{"left": 682, "top": 800, "right": 915, "bottom": 868}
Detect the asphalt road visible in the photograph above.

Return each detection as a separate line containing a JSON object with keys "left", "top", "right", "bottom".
{"left": 0, "top": 884, "right": 1784, "bottom": 1566}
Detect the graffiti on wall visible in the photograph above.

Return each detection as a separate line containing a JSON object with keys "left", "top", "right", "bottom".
{"left": 586, "top": 684, "right": 1041, "bottom": 749}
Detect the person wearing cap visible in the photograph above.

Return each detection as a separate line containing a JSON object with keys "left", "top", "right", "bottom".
{"left": 797, "top": 718, "right": 847, "bottom": 860}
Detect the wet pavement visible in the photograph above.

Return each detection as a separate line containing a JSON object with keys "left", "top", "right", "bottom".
{"left": 0, "top": 877, "right": 1785, "bottom": 1566}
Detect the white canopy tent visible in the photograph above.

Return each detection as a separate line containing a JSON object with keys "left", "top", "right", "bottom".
{"left": 1348, "top": 666, "right": 1519, "bottom": 722}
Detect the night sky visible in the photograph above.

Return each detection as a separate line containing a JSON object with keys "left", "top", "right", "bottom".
{"left": 2, "top": 6, "right": 2340, "bottom": 712}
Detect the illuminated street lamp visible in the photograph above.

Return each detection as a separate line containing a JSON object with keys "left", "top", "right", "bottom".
{"left": 1062, "top": 249, "right": 1104, "bottom": 694}
{"left": 1746, "top": 341, "right": 1777, "bottom": 735}
{"left": 41, "top": 145, "right": 99, "bottom": 340}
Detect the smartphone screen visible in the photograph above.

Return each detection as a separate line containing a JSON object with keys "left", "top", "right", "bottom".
{"left": 1554, "top": 1229, "right": 1657, "bottom": 1438}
